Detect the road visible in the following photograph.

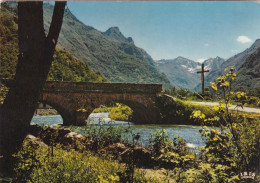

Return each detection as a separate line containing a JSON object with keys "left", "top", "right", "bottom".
{"left": 189, "top": 101, "right": 260, "bottom": 114}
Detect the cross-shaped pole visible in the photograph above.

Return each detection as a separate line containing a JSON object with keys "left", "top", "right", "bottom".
{"left": 197, "top": 63, "right": 209, "bottom": 95}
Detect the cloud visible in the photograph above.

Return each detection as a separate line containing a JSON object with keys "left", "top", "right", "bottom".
{"left": 236, "top": 36, "right": 253, "bottom": 44}
{"left": 197, "top": 58, "right": 207, "bottom": 63}
{"left": 231, "top": 49, "right": 238, "bottom": 53}
{"left": 204, "top": 43, "right": 209, "bottom": 47}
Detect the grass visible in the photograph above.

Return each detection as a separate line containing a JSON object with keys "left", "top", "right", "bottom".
{"left": 7, "top": 139, "right": 163, "bottom": 183}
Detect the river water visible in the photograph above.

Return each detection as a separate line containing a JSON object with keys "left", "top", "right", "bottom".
{"left": 31, "top": 113, "right": 206, "bottom": 149}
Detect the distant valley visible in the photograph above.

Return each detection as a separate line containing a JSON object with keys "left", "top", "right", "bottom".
{"left": 155, "top": 57, "right": 225, "bottom": 90}
{"left": 156, "top": 39, "right": 260, "bottom": 91}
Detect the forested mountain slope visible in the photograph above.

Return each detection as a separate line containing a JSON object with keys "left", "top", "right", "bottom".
{"left": 43, "top": 4, "right": 172, "bottom": 89}
{"left": 233, "top": 47, "right": 260, "bottom": 89}
{"left": 0, "top": 3, "right": 107, "bottom": 83}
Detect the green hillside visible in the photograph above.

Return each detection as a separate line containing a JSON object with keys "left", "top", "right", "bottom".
{"left": 0, "top": 3, "right": 107, "bottom": 83}
{"left": 48, "top": 49, "right": 107, "bottom": 82}
{"left": 233, "top": 47, "right": 260, "bottom": 89}
{"left": 43, "top": 4, "right": 172, "bottom": 89}
{"left": 200, "top": 39, "right": 260, "bottom": 91}
{"left": 0, "top": 3, "right": 18, "bottom": 79}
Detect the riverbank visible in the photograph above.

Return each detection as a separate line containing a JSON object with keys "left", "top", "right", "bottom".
{"left": 3, "top": 124, "right": 191, "bottom": 182}
{"left": 31, "top": 113, "right": 206, "bottom": 148}
{"left": 34, "top": 109, "right": 58, "bottom": 116}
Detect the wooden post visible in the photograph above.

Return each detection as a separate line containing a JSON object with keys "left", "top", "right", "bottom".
{"left": 197, "top": 64, "right": 209, "bottom": 95}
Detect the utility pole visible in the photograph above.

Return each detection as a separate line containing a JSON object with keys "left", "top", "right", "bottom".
{"left": 197, "top": 63, "right": 209, "bottom": 95}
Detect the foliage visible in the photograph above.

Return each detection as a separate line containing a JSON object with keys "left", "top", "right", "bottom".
{"left": 0, "top": 3, "right": 18, "bottom": 79}
{"left": 48, "top": 49, "right": 108, "bottom": 82}
{"left": 70, "top": 120, "right": 132, "bottom": 151}
{"left": 233, "top": 47, "right": 260, "bottom": 90}
{"left": 177, "top": 162, "right": 240, "bottom": 183}
{"left": 10, "top": 137, "right": 161, "bottom": 183}
{"left": 155, "top": 95, "right": 214, "bottom": 125}
{"left": 92, "top": 105, "right": 113, "bottom": 113}
{"left": 93, "top": 103, "right": 133, "bottom": 121}
{"left": 0, "top": 3, "right": 108, "bottom": 83}
{"left": 164, "top": 88, "right": 210, "bottom": 101}
{"left": 12, "top": 140, "right": 123, "bottom": 183}
{"left": 0, "top": 83, "right": 9, "bottom": 105}
{"left": 109, "top": 103, "right": 133, "bottom": 121}
{"left": 188, "top": 67, "right": 260, "bottom": 182}
{"left": 148, "top": 130, "right": 195, "bottom": 170}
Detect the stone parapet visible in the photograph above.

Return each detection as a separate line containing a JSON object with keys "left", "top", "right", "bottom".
{"left": 43, "top": 81, "right": 162, "bottom": 94}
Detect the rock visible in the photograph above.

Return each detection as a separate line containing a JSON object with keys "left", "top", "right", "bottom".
{"left": 26, "top": 134, "right": 47, "bottom": 147}
{"left": 65, "top": 132, "right": 83, "bottom": 139}
{"left": 108, "top": 143, "right": 127, "bottom": 152}
{"left": 105, "top": 143, "right": 128, "bottom": 158}
{"left": 120, "top": 146, "right": 152, "bottom": 167}
{"left": 62, "top": 132, "right": 84, "bottom": 147}
{"left": 29, "top": 124, "right": 43, "bottom": 137}
{"left": 26, "top": 134, "right": 37, "bottom": 140}
{"left": 39, "top": 127, "right": 57, "bottom": 145}
{"left": 56, "top": 127, "right": 71, "bottom": 142}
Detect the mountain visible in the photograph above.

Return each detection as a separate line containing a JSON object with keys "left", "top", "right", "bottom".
{"left": 43, "top": 4, "right": 173, "bottom": 89}
{"left": 155, "top": 56, "right": 224, "bottom": 90}
{"left": 155, "top": 57, "right": 201, "bottom": 89}
{"left": 194, "top": 57, "right": 225, "bottom": 91}
{"left": 196, "top": 39, "right": 260, "bottom": 91}
{"left": 102, "top": 27, "right": 134, "bottom": 44}
{"left": 0, "top": 3, "right": 107, "bottom": 83}
{"left": 203, "top": 57, "right": 225, "bottom": 75}
{"left": 233, "top": 47, "right": 260, "bottom": 89}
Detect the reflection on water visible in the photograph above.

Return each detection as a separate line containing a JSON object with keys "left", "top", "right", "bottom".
{"left": 31, "top": 113, "right": 206, "bottom": 148}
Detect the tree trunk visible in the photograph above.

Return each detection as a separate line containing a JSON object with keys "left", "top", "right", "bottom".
{"left": 0, "top": 1, "right": 66, "bottom": 160}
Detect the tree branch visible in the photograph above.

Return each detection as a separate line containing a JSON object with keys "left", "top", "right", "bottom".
{"left": 46, "top": 1, "right": 66, "bottom": 48}
{"left": 41, "top": 1, "right": 66, "bottom": 78}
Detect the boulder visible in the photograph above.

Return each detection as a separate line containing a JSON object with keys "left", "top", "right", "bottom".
{"left": 105, "top": 143, "right": 128, "bottom": 157}
{"left": 56, "top": 127, "right": 71, "bottom": 142}
{"left": 26, "top": 134, "right": 47, "bottom": 147}
{"left": 120, "top": 146, "right": 152, "bottom": 167}
{"left": 29, "top": 124, "right": 43, "bottom": 137}
{"left": 65, "top": 132, "right": 83, "bottom": 139}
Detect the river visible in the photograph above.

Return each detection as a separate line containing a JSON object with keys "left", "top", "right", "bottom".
{"left": 31, "top": 113, "right": 206, "bottom": 149}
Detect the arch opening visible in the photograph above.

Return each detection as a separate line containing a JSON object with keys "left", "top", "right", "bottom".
{"left": 88, "top": 102, "right": 134, "bottom": 124}
{"left": 31, "top": 101, "right": 65, "bottom": 126}
{"left": 88, "top": 99, "right": 158, "bottom": 124}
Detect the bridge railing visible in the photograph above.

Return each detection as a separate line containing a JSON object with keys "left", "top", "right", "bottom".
{"left": 43, "top": 81, "right": 162, "bottom": 94}
{"left": 0, "top": 79, "right": 163, "bottom": 94}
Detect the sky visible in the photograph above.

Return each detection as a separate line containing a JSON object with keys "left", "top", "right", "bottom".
{"left": 67, "top": 1, "right": 260, "bottom": 62}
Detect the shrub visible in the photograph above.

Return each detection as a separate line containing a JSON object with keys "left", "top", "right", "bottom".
{"left": 12, "top": 140, "right": 124, "bottom": 183}
{"left": 70, "top": 120, "right": 132, "bottom": 151}
{"left": 109, "top": 103, "right": 133, "bottom": 121}
{"left": 155, "top": 95, "right": 214, "bottom": 125}
{"left": 188, "top": 67, "right": 260, "bottom": 182}
{"left": 11, "top": 139, "right": 162, "bottom": 183}
{"left": 148, "top": 129, "right": 195, "bottom": 169}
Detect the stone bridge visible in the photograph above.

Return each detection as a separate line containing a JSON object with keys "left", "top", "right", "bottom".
{"left": 40, "top": 81, "right": 162, "bottom": 125}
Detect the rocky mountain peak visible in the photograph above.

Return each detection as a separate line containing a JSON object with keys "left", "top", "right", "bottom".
{"left": 103, "top": 27, "right": 134, "bottom": 44}
{"left": 105, "top": 27, "right": 121, "bottom": 35}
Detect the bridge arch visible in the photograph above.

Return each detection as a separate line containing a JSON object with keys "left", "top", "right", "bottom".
{"left": 39, "top": 96, "right": 76, "bottom": 126}
{"left": 107, "top": 100, "right": 158, "bottom": 124}
{"left": 39, "top": 81, "right": 162, "bottom": 126}
{"left": 86, "top": 99, "right": 159, "bottom": 124}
